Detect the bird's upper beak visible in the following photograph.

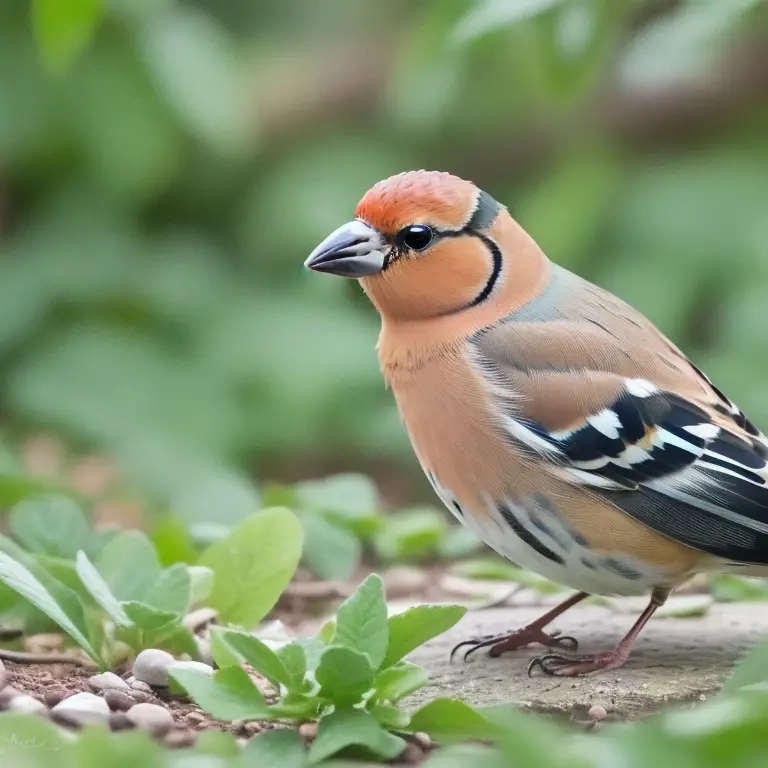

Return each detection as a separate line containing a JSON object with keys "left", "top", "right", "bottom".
{"left": 304, "top": 220, "right": 386, "bottom": 277}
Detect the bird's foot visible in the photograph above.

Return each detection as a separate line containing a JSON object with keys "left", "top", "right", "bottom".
{"left": 527, "top": 648, "right": 629, "bottom": 677}
{"left": 450, "top": 626, "right": 579, "bottom": 662}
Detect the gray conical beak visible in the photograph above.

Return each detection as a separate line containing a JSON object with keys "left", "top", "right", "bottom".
{"left": 305, "top": 220, "right": 386, "bottom": 277}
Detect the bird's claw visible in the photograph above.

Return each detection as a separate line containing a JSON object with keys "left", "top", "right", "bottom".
{"left": 450, "top": 627, "right": 579, "bottom": 663}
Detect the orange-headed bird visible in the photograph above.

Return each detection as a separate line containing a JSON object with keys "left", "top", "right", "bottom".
{"left": 305, "top": 170, "right": 768, "bottom": 676}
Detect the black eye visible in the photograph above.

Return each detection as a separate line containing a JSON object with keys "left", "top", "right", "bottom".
{"left": 397, "top": 224, "right": 433, "bottom": 252}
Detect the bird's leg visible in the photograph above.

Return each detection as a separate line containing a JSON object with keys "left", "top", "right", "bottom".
{"left": 451, "top": 591, "right": 588, "bottom": 662}
{"left": 528, "top": 586, "right": 670, "bottom": 677}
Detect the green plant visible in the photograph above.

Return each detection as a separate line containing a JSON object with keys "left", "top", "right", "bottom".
{"left": 171, "top": 574, "right": 468, "bottom": 762}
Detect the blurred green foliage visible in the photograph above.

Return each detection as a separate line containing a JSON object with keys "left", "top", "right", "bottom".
{"left": 1, "top": 0, "right": 767, "bottom": 501}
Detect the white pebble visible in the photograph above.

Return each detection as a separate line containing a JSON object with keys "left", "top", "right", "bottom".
{"left": 53, "top": 692, "right": 111, "bottom": 725}
{"left": 88, "top": 671, "right": 131, "bottom": 692}
{"left": 182, "top": 607, "right": 218, "bottom": 632}
{"left": 129, "top": 680, "right": 153, "bottom": 694}
{"left": 169, "top": 661, "right": 214, "bottom": 677}
{"left": 8, "top": 695, "right": 48, "bottom": 716}
{"left": 126, "top": 702, "right": 175, "bottom": 735}
{"left": 588, "top": 704, "right": 607, "bottom": 721}
{"left": 133, "top": 649, "right": 176, "bottom": 687}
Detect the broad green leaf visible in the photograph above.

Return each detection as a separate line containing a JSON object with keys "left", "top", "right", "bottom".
{"left": 332, "top": 574, "right": 388, "bottom": 670}
{"left": 195, "top": 729, "right": 240, "bottom": 757}
{"left": 122, "top": 601, "right": 179, "bottom": 632}
{"left": 454, "top": 0, "right": 568, "bottom": 42}
{"left": 374, "top": 507, "right": 446, "bottom": 561}
{"left": 300, "top": 510, "right": 361, "bottom": 580}
{"left": 710, "top": 574, "right": 768, "bottom": 602}
{"left": 10, "top": 495, "right": 90, "bottom": 560}
{"left": 0, "top": 550, "right": 101, "bottom": 662}
{"left": 295, "top": 474, "right": 381, "bottom": 538}
{"left": 437, "top": 525, "right": 483, "bottom": 559}
{"left": 724, "top": 641, "right": 768, "bottom": 693}
{"left": 152, "top": 514, "right": 199, "bottom": 566}
{"left": 222, "top": 631, "right": 294, "bottom": 688}
{"left": 95, "top": 530, "right": 162, "bottom": 602}
{"left": 374, "top": 661, "right": 429, "bottom": 702}
{"left": 277, "top": 642, "right": 308, "bottom": 690}
{"left": 295, "top": 637, "right": 326, "bottom": 673}
{"left": 317, "top": 619, "right": 335, "bottom": 644}
{"left": 308, "top": 708, "right": 405, "bottom": 763}
{"left": 199, "top": 507, "right": 303, "bottom": 628}
{"left": 315, "top": 646, "right": 375, "bottom": 705}
{"left": 170, "top": 665, "right": 270, "bottom": 720}
{"left": 0, "top": 713, "right": 71, "bottom": 767}
{"left": 370, "top": 702, "right": 411, "bottom": 730}
{"left": 72, "top": 726, "right": 165, "bottom": 767}
{"left": 210, "top": 625, "right": 246, "bottom": 669}
{"left": 148, "top": 623, "right": 199, "bottom": 659}
{"left": 188, "top": 565, "right": 214, "bottom": 606}
{"left": 144, "top": 562, "right": 190, "bottom": 615}
{"left": 241, "top": 729, "right": 308, "bottom": 768}
{"left": 408, "top": 699, "right": 502, "bottom": 742}
{"left": 383, "top": 605, "right": 466, "bottom": 668}
{"left": 422, "top": 744, "right": 508, "bottom": 768}
{"left": 76, "top": 550, "right": 132, "bottom": 626}
{"left": 32, "top": 0, "right": 104, "bottom": 73}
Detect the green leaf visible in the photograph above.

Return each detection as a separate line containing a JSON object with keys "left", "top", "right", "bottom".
{"left": 383, "top": 605, "right": 466, "bottom": 668}
{"left": 300, "top": 510, "right": 361, "bottom": 580}
{"left": 374, "top": 508, "right": 447, "bottom": 561}
{"left": 332, "top": 574, "right": 388, "bottom": 669}
{"left": 295, "top": 474, "right": 381, "bottom": 538}
{"left": 276, "top": 642, "right": 308, "bottom": 690}
{"left": 210, "top": 626, "right": 245, "bottom": 669}
{"left": 32, "top": 0, "right": 104, "bottom": 73}
{"left": 422, "top": 744, "right": 508, "bottom": 768}
{"left": 453, "top": 559, "right": 563, "bottom": 592}
{"left": 710, "top": 574, "right": 768, "bottom": 602}
{"left": 408, "top": 699, "right": 502, "bottom": 742}
{"left": 0, "top": 550, "right": 101, "bottom": 663}
{"left": 10, "top": 495, "right": 90, "bottom": 560}
{"left": 222, "top": 631, "right": 295, "bottom": 689}
{"left": 152, "top": 514, "right": 199, "bottom": 566}
{"left": 75, "top": 550, "right": 132, "bottom": 626}
{"left": 315, "top": 646, "right": 375, "bottom": 705}
{"left": 188, "top": 565, "right": 215, "bottom": 606}
{"left": 0, "top": 713, "right": 71, "bottom": 767}
{"left": 241, "top": 729, "right": 308, "bottom": 768}
{"left": 170, "top": 665, "right": 270, "bottom": 720}
{"left": 374, "top": 661, "right": 429, "bottom": 702}
{"left": 437, "top": 525, "right": 483, "bottom": 559}
{"left": 724, "top": 641, "right": 768, "bottom": 693}
{"left": 199, "top": 507, "right": 303, "bottom": 628}
{"left": 308, "top": 708, "right": 406, "bottom": 763}
{"left": 454, "top": 0, "right": 568, "bottom": 42}
{"left": 71, "top": 725, "right": 165, "bottom": 767}
{"left": 370, "top": 702, "right": 411, "bottom": 730}
{"left": 122, "top": 601, "right": 179, "bottom": 632}
{"left": 144, "top": 562, "right": 190, "bottom": 615}
{"left": 95, "top": 530, "right": 162, "bottom": 603}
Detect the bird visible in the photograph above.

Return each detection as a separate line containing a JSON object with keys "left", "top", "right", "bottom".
{"left": 304, "top": 170, "right": 768, "bottom": 677}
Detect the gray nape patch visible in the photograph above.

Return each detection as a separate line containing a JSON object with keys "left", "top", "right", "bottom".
{"left": 467, "top": 189, "right": 502, "bottom": 231}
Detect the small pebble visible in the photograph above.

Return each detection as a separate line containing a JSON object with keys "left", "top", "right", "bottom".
{"left": 43, "top": 690, "right": 75, "bottom": 708}
{"left": 699, "top": 694, "right": 707, "bottom": 702}
{"left": 52, "top": 692, "right": 111, "bottom": 726}
{"left": 8, "top": 695, "right": 48, "bottom": 716}
{"left": 0, "top": 659, "right": 6, "bottom": 691}
{"left": 126, "top": 702, "right": 175, "bottom": 735}
{"left": 299, "top": 722, "right": 318, "bottom": 742}
{"left": 238, "top": 720, "right": 262, "bottom": 737}
{"left": 103, "top": 689, "right": 137, "bottom": 712}
{"left": 168, "top": 660, "right": 214, "bottom": 678}
{"left": 0, "top": 686, "right": 21, "bottom": 709}
{"left": 402, "top": 742, "right": 423, "bottom": 764}
{"left": 588, "top": 704, "right": 607, "bottom": 721}
{"left": 182, "top": 607, "right": 218, "bottom": 633}
{"left": 88, "top": 671, "right": 131, "bottom": 693}
{"left": 130, "top": 680, "right": 153, "bottom": 694}
{"left": 413, "top": 732, "right": 432, "bottom": 750}
{"left": 108, "top": 711, "right": 135, "bottom": 731}
{"left": 133, "top": 649, "right": 177, "bottom": 687}
{"left": 185, "top": 711, "right": 207, "bottom": 727}
{"left": 196, "top": 637, "right": 213, "bottom": 666}
{"left": 164, "top": 728, "right": 197, "bottom": 748}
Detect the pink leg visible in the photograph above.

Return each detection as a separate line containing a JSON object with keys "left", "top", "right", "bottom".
{"left": 451, "top": 591, "right": 588, "bottom": 662}
{"left": 528, "top": 587, "right": 670, "bottom": 677}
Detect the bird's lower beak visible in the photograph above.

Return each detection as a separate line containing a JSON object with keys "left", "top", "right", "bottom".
{"left": 304, "top": 220, "right": 386, "bottom": 277}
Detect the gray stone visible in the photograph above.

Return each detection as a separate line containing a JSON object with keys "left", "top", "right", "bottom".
{"left": 103, "top": 689, "right": 137, "bottom": 712}
{"left": 8, "top": 695, "right": 48, "bottom": 716}
{"left": 405, "top": 601, "right": 768, "bottom": 720}
{"left": 126, "top": 702, "right": 175, "bottom": 735}
{"left": 133, "top": 649, "right": 176, "bottom": 687}
{"left": 182, "top": 607, "right": 218, "bottom": 632}
{"left": 88, "top": 671, "right": 131, "bottom": 693}
{"left": 52, "top": 692, "right": 111, "bottom": 726}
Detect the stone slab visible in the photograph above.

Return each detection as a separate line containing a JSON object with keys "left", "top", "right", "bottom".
{"left": 407, "top": 601, "right": 768, "bottom": 721}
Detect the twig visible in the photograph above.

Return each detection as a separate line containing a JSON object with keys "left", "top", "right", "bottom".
{"left": 0, "top": 649, "right": 88, "bottom": 666}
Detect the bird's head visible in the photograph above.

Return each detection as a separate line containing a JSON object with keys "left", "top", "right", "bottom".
{"left": 305, "top": 170, "right": 539, "bottom": 322}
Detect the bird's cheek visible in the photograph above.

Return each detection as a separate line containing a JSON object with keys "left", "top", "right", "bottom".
{"left": 361, "top": 238, "right": 492, "bottom": 320}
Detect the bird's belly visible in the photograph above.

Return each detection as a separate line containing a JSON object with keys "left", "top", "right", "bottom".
{"left": 425, "top": 470, "right": 668, "bottom": 596}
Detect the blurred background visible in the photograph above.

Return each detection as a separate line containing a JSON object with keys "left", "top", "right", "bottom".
{"left": 1, "top": 0, "right": 768, "bottom": 520}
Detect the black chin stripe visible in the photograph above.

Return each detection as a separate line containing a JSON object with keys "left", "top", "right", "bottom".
{"left": 469, "top": 234, "right": 502, "bottom": 307}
